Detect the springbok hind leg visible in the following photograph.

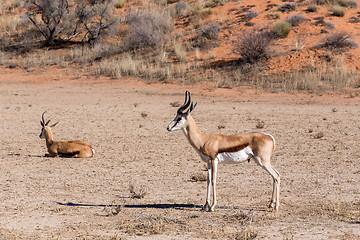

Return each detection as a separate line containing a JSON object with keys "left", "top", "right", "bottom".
{"left": 253, "top": 155, "right": 280, "bottom": 210}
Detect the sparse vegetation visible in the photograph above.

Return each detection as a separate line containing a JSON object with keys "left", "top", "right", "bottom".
{"left": 191, "top": 3, "right": 213, "bottom": 20}
{"left": 174, "top": 1, "right": 190, "bottom": 16}
{"left": 278, "top": 3, "right": 297, "bottom": 12}
{"left": 126, "top": 9, "right": 172, "bottom": 50}
{"left": 321, "top": 199, "right": 360, "bottom": 223}
{"left": 273, "top": 21, "right": 292, "bottom": 38}
{"left": 201, "top": 22, "right": 221, "bottom": 40}
{"left": 234, "top": 28, "right": 273, "bottom": 64}
{"left": 286, "top": 14, "right": 307, "bottom": 27}
{"left": 322, "top": 32, "right": 358, "bottom": 49}
{"left": 25, "top": 0, "right": 119, "bottom": 45}
{"left": 120, "top": 217, "right": 165, "bottom": 235}
{"left": 331, "top": 5, "right": 346, "bottom": 17}
{"left": 114, "top": 0, "right": 126, "bottom": 8}
{"left": 129, "top": 184, "right": 147, "bottom": 199}
{"left": 204, "top": 0, "right": 225, "bottom": 8}
{"left": 0, "top": 0, "right": 359, "bottom": 95}
{"left": 324, "top": 21, "right": 335, "bottom": 29}
{"left": 174, "top": 43, "right": 187, "bottom": 62}
{"left": 307, "top": 3, "right": 318, "bottom": 12}
{"left": 347, "top": 0, "right": 359, "bottom": 8}
{"left": 190, "top": 173, "right": 207, "bottom": 182}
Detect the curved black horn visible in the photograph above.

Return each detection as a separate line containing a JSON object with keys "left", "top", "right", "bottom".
{"left": 177, "top": 91, "right": 191, "bottom": 113}
{"left": 41, "top": 111, "right": 47, "bottom": 124}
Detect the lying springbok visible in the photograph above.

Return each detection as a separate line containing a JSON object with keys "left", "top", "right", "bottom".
{"left": 39, "top": 111, "right": 95, "bottom": 158}
{"left": 167, "top": 91, "right": 280, "bottom": 212}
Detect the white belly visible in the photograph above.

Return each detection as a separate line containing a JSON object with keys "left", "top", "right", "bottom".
{"left": 216, "top": 146, "right": 253, "bottom": 163}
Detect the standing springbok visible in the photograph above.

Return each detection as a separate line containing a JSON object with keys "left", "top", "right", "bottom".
{"left": 167, "top": 91, "right": 280, "bottom": 212}
{"left": 39, "top": 111, "right": 95, "bottom": 158}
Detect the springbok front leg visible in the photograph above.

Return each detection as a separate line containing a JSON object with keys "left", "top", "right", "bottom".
{"left": 210, "top": 158, "right": 218, "bottom": 212}
{"left": 203, "top": 161, "right": 212, "bottom": 211}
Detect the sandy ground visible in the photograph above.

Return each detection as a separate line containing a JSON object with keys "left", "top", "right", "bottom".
{"left": 0, "top": 70, "right": 360, "bottom": 239}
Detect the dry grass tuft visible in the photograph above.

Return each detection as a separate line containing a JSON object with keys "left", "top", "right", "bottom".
{"left": 129, "top": 184, "right": 147, "bottom": 199}
{"left": 273, "top": 21, "right": 292, "bottom": 38}
{"left": 331, "top": 5, "right": 346, "bottom": 17}
{"left": 119, "top": 218, "right": 164, "bottom": 235}
{"left": 321, "top": 199, "right": 360, "bottom": 223}
{"left": 190, "top": 173, "right": 207, "bottom": 182}
{"left": 170, "top": 101, "right": 181, "bottom": 107}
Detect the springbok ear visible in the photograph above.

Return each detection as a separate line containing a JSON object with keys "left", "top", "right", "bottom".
{"left": 191, "top": 102, "right": 197, "bottom": 112}
{"left": 50, "top": 122, "right": 59, "bottom": 128}
{"left": 40, "top": 121, "right": 44, "bottom": 127}
{"left": 186, "top": 102, "right": 197, "bottom": 118}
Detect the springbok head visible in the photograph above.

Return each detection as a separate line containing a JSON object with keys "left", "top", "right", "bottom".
{"left": 39, "top": 111, "right": 58, "bottom": 138}
{"left": 167, "top": 91, "right": 197, "bottom": 132}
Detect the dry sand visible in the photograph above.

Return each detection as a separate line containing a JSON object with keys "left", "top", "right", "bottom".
{"left": 0, "top": 70, "right": 359, "bottom": 239}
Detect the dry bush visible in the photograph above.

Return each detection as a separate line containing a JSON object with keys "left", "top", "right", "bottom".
{"left": 234, "top": 28, "right": 273, "bottom": 64}
{"left": 204, "top": 0, "right": 225, "bottom": 8}
{"left": 24, "top": 0, "right": 119, "bottom": 46}
{"left": 78, "top": 1, "right": 120, "bottom": 44}
{"left": 273, "top": 21, "right": 292, "bottom": 38}
{"left": 324, "top": 21, "right": 335, "bottom": 29}
{"left": 173, "top": 1, "right": 190, "bottom": 16}
{"left": 201, "top": 22, "right": 221, "bottom": 40}
{"left": 347, "top": 0, "right": 359, "bottom": 7}
{"left": 114, "top": 0, "right": 126, "bottom": 8}
{"left": 174, "top": 43, "right": 187, "bottom": 62}
{"left": 294, "top": 34, "right": 306, "bottom": 51}
{"left": 191, "top": 3, "right": 213, "bottom": 21}
{"left": 307, "top": 3, "right": 318, "bottom": 12}
{"left": 126, "top": 8, "right": 172, "bottom": 50}
{"left": 331, "top": 5, "right": 346, "bottom": 16}
{"left": 285, "top": 14, "right": 307, "bottom": 27}
{"left": 278, "top": 3, "right": 297, "bottom": 12}
{"left": 246, "top": 10, "right": 259, "bottom": 20}
{"left": 322, "top": 32, "right": 358, "bottom": 49}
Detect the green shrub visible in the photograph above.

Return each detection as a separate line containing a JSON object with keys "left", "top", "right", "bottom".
{"left": 273, "top": 21, "right": 292, "bottom": 38}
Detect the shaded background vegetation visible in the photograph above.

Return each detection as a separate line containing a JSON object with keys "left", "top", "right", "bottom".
{"left": 0, "top": 0, "right": 359, "bottom": 93}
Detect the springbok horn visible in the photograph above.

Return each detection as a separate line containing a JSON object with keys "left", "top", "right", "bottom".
{"left": 177, "top": 91, "right": 191, "bottom": 114}
{"left": 42, "top": 111, "right": 47, "bottom": 125}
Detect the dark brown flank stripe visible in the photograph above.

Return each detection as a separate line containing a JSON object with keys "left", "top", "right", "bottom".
{"left": 217, "top": 143, "right": 249, "bottom": 154}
